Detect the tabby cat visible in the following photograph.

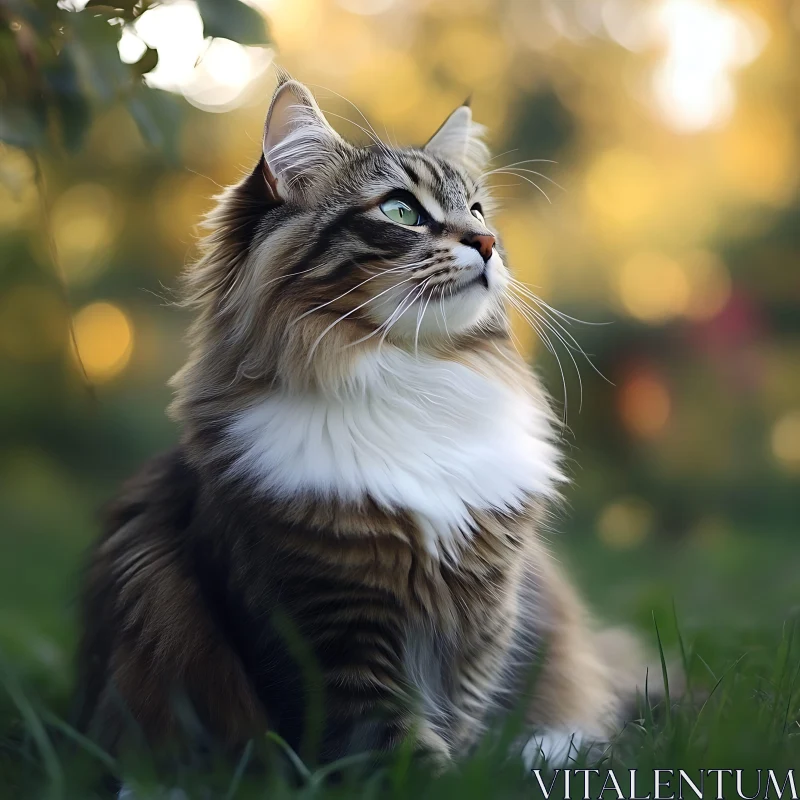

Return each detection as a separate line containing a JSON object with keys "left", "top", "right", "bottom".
{"left": 75, "top": 74, "right": 649, "bottom": 773}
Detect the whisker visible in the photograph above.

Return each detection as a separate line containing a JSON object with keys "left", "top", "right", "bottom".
{"left": 487, "top": 170, "right": 552, "bottom": 204}
{"left": 308, "top": 82, "right": 393, "bottom": 160}
{"left": 491, "top": 158, "right": 559, "bottom": 168}
{"left": 510, "top": 280, "right": 613, "bottom": 327}
{"left": 306, "top": 275, "right": 417, "bottom": 362}
{"left": 508, "top": 284, "right": 612, "bottom": 385}
{"left": 291, "top": 264, "right": 407, "bottom": 325}
{"left": 487, "top": 148, "right": 520, "bottom": 164}
{"left": 291, "top": 256, "right": 438, "bottom": 326}
{"left": 414, "top": 279, "right": 434, "bottom": 358}
{"left": 348, "top": 283, "right": 421, "bottom": 351}
{"left": 322, "top": 109, "right": 391, "bottom": 155}
{"left": 486, "top": 167, "right": 565, "bottom": 192}
{"left": 379, "top": 281, "right": 429, "bottom": 351}
{"left": 507, "top": 294, "right": 569, "bottom": 424}
{"left": 510, "top": 291, "right": 598, "bottom": 413}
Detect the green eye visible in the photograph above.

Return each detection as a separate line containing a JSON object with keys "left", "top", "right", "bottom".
{"left": 380, "top": 198, "right": 422, "bottom": 226}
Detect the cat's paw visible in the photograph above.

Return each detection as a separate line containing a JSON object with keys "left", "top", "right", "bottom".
{"left": 521, "top": 728, "right": 588, "bottom": 769}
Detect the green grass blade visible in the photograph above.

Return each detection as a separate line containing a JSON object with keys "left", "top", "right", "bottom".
{"left": 672, "top": 599, "right": 691, "bottom": 696}
{"left": 224, "top": 738, "right": 254, "bottom": 800}
{"left": 266, "top": 730, "right": 312, "bottom": 785}
{"left": 652, "top": 612, "right": 672, "bottom": 728}
{"left": 0, "top": 659, "right": 63, "bottom": 800}
{"left": 687, "top": 652, "right": 748, "bottom": 748}
{"left": 39, "top": 709, "right": 118, "bottom": 773}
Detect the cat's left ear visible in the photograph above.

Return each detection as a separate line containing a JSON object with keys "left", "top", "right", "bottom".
{"left": 424, "top": 103, "right": 490, "bottom": 175}
{"left": 261, "top": 77, "right": 349, "bottom": 202}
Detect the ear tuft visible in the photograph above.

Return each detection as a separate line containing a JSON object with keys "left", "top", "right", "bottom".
{"left": 273, "top": 64, "right": 293, "bottom": 87}
{"left": 425, "top": 104, "right": 489, "bottom": 175}
{"left": 261, "top": 79, "right": 348, "bottom": 202}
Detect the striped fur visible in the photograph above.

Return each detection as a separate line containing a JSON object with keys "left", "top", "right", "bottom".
{"left": 75, "top": 78, "right": 650, "bottom": 772}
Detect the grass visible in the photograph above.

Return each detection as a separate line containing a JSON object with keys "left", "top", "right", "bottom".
{"left": 0, "top": 618, "right": 798, "bottom": 798}
{"left": 1, "top": 466, "right": 798, "bottom": 797}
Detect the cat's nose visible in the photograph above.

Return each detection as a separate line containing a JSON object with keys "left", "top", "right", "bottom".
{"left": 462, "top": 232, "right": 495, "bottom": 263}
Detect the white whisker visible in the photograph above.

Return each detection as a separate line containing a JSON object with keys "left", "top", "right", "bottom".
{"left": 486, "top": 167, "right": 565, "bottom": 193}
{"left": 487, "top": 170, "right": 552, "bottom": 204}
{"left": 414, "top": 283, "right": 434, "bottom": 358}
{"left": 306, "top": 275, "right": 417, "bottom": 362}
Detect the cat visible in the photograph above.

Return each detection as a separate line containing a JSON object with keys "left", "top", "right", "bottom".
{"left": 74, "top": 73, "right": 651, "bottom": 775}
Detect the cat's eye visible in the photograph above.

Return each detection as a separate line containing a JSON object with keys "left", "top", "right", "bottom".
{"left": 380, "top": 198, "right": 422, "bottom": 226}
{"left": 471, "top": 204, "right": 485, "bottom": 224}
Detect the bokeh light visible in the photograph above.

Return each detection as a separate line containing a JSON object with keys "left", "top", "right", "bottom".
{"left": 770, "top": 410, "right": 800, "bottom": 471}
{"left": 71, "top": 302, "right": 134, "bottom": 382}
{"left": 0, "top": 149, "right": 37, "bottom": 230}
{"left": 597, "top": 496, "right": 654, "bottom": 548}
{"left": 683, "top": 250, "right": 732, "bottom": 321}
{"left": 51, "top": 184, "right": 119, "bottom": 284}
{"left": 617, "top": 252, "right": 690, "bottom": 323}
{"left": 618, "top": 370, "right": 671, "bottom": 438}
{"left": 130, "top": 0, "right": 273, "bottom": 111}
{"left": 651, "top": 0, "right": 767, "bottom": 132}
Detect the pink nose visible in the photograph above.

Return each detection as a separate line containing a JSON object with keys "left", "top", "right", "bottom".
{"left": 462, "top": 232, "right": 495, "bottom": 262}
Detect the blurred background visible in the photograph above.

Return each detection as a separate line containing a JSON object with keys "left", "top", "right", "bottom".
{"left": 1, "top": 0, "right": 798, "bottom": 688}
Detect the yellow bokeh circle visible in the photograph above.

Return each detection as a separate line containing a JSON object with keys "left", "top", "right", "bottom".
{"left": 771, "top": 410, "right": 800, "bottom": 470}
{"left": 617, "top": 252, "right": 691, "bottom": 323}
{"left": 71, "top": 302, "right": 134, "bottom": 382}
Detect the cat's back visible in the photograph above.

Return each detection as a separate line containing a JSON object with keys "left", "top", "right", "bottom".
{"left": 74, "top": 447, "right": 265, "bottom": 750}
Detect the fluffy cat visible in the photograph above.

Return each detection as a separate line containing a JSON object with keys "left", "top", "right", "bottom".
{"left": 75, "top": 74, "right": 650, "bottom": 773}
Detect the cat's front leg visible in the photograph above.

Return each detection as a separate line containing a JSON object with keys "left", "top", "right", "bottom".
{"left": 520, "top": 553, "right": 647, "bottom": 767}
{"left": 270, "top": 587, "right": 453, "bottom": 768}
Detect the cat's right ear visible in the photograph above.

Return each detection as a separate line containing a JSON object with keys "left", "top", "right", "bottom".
{"left": 261, "top": 78, "right": 348, "bottom": 203}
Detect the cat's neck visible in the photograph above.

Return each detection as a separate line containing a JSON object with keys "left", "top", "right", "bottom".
{"left": 219, "top": 342, "right": 564, "bottom": 556}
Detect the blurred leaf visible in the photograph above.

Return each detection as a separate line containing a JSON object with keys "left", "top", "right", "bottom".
{"left": 45, "top": 46, "right": 92, "bottom": 151}
{"left": 126, "top": 86, "right": 181, "bottom": 159}
{"left": 196, "top": 0, "right": 270, "bottom": 46}
{"left": 6, "top": 3, "right": 50, "bottom": 37}
{"left": 84, "top": 0, "right": 144, "bottom": 20}
{"left": 132, "top": 45, "right": 158, "bottom": 77}
{"left": 67, "top": 11, "right": 130, "bottom": 104}
{"left": 0, "top": 105, "right": 46, "bottom": 150}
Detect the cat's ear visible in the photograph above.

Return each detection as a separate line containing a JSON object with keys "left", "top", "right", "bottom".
{"left": 424, "top": 103, "right": 490, "bottom": 175}
{"left": 261, "top": 77, "right": 348, "bottom": 201}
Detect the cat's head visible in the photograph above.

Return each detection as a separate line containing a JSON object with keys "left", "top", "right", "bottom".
{"left": 177, "top": 77, "right": 512, "bottom": 405}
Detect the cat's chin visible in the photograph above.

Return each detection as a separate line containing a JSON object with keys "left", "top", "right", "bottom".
{"left": 377, "top": 284, "right": 498, "bottom": 345}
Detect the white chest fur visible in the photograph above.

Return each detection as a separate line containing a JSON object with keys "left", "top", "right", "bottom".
{"left": 227, "top": 348, "right": 563, "bottom": 556}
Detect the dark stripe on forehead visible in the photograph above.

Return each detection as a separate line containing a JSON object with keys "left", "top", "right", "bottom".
{"left": 415, "top": 152, "right": 446, "bottom": 187}
{"left": 439, "top": 160, "right": 472, "bottom": 198}
{"left": 399, "top": 160, "right": 420, "bottom": 186}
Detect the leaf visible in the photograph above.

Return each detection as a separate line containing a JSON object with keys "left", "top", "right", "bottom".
{"left": 84, "top": 0, "right": 140, "bottom": 18}
{"left": 0, "top": 105, "right": 47, "bottom": 150}
{"left": 132, "top": 46, "right": 158, "bottom": 76}
{"left": 126, "top": 86, "right": 182, "bottom": 159}
{"left": 45, "top": 45, "right": 93, "bottom": 151}
{"left": 68, "top": 12, "right": 130, "bottom": 104}
{"left": 196, "top": 0, "right": 270, "bottom": 46}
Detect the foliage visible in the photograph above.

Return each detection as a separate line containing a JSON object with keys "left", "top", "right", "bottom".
{"left": 0, "top": 0, "right": 270, "bottom": 154}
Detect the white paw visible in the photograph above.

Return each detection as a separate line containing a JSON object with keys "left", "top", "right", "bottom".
{"left": 521, "top": 728, "right": 587, "bottom": 769}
